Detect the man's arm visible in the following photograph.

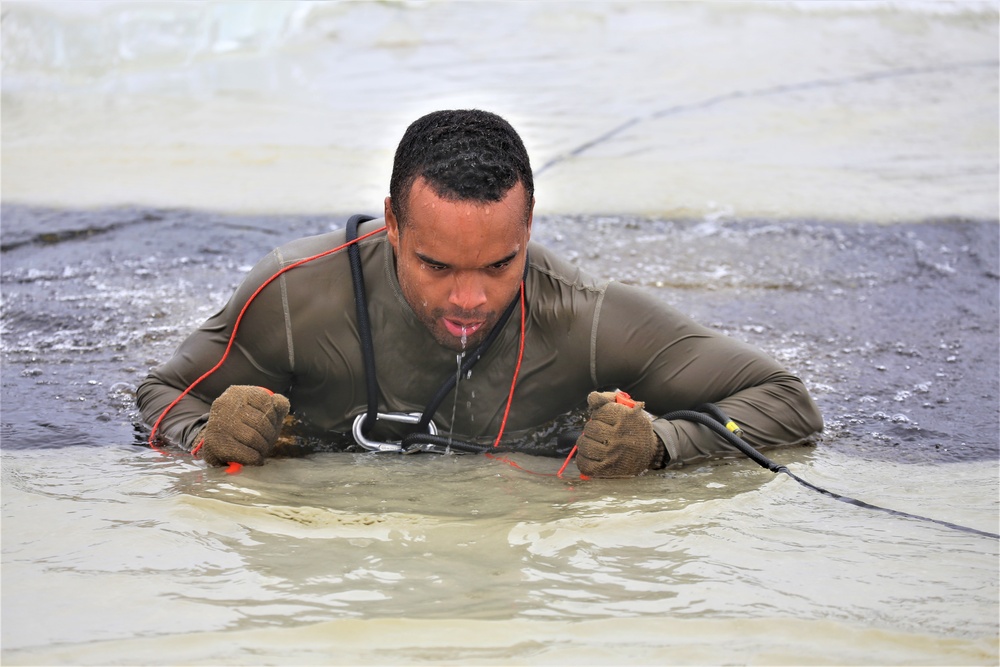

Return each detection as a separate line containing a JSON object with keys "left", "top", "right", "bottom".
{"left": 136, "top": 369, "right": 212, "bottom": 450}
{"left": 593, "top": 282, "right": 823, "bottom": 468}
{"left": 137, "top": 249, "right": 294, "bottom": 450}
{"left": 649, "top": 367, "right": 821, "bottom": 467}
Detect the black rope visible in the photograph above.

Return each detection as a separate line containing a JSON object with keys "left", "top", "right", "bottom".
{"left": 663, "top": 406, "right": 1000, "bottom": 540}
{"left": 779, "top": 467, "right": 1000, "bottom": 539}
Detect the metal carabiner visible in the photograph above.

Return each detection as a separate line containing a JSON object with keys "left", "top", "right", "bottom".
{"left": 351, "top": 412, "right": 439, "bottom": 452}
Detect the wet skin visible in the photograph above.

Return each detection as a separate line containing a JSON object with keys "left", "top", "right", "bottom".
{"left": 384, "top": 177, "right": 533, "bottom": 352}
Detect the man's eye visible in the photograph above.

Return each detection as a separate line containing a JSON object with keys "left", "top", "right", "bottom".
{"left": 490, "top": 260, "right": 511, "bottom": 270}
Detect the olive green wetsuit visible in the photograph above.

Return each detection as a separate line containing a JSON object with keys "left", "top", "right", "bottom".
{"left": 137, "top": 219, "right": 823, "bottom": 466}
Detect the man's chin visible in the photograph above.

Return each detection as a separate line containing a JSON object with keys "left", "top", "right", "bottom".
{"left": 433, "top": 330, "right": 489, "bottom": 353}
{"left": 426, "top": 320, "right": 494, "bottom": 353}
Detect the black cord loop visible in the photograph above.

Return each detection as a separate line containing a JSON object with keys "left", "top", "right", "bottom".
{"left": 663, "top": 405, "right": 1000, "bottom": 540}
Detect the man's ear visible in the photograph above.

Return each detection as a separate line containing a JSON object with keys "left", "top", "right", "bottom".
{"left": 526, "top": 196, "right": 535, "bottom": 238}
{"left": 384, "top": 196, "right": 399, "bottom": 248}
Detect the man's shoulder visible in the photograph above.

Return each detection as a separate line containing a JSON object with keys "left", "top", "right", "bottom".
{"left": 274, "top": 219, "right": 387, "bottom": 266}
{"left": 527, "top": 242, "right": 607, "bottom": 294}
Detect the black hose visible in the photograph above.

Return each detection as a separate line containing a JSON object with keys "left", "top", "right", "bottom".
{"left": 662, "top": 409, "right": 784, "bottom": 473}
{"left": 400, "top": 431, "right": 511, "bottom": 455}
{"left": 665, "top": 406, "right": 1000, "bottom": 540}
{"left": 345, "top": 214, "right": 378, "bottom": 435}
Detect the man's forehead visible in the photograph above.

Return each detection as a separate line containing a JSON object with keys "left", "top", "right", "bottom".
{"left": 408, "top": 224, "right": 524, "bottom": 257}
{"left": 405, "top": 177, "right": 530, "bottom": 219}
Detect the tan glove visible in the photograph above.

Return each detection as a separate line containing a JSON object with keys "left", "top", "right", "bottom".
{"left": 197, "top": 385, "right": 291, "bottom": 467}
{"left": 576, "top": 391, "right": 664, "bottom": 478}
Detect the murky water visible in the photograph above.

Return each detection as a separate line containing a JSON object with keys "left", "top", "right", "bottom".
{"left": 2, "top": 1, "right": 999, "bottom": 665}
{"left": 2, "top": 445, "right": 997, "bottom": 665}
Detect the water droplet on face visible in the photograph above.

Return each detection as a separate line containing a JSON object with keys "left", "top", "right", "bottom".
{"left": 460, "top": 327, "right": 468, "bottom": 349}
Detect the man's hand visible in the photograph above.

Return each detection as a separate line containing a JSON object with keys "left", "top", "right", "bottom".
{"left": 576, "top": 391, "right": 664, "bottom": 478}
{"left": 198, "top": 385, "right": 291, "bottom": 467}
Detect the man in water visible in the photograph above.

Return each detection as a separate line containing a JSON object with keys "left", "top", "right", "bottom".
{"left": 137, "top": 109, "right": 823, "bottom": 477}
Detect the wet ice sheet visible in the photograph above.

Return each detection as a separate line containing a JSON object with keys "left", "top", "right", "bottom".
{"left": 2, "top": 207, "right": 996, "bottom": 463}
{"left": 2, "top": 1, "right": 997, "bottom": 219}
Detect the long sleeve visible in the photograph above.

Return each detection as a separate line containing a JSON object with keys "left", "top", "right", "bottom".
{"left": 137, "top": 248, "right": 295, "bottom": 449}
{"left": 592, "top": 281, "right": 823, "bottom": 467}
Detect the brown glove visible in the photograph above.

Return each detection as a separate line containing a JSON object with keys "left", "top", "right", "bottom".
{"left": 576, "top": 391, "right": 664, "bottom": 478}
{"left": 197, "top": 385, "right": 291, "bottom": 467}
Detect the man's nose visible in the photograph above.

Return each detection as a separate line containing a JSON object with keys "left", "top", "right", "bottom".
{"left": 449, "top": 273, "right": 487, "bottom": 311}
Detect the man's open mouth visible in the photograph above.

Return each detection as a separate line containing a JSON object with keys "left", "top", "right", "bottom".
{"left": 442, "top": 318, "right": 483, "bottom": 339}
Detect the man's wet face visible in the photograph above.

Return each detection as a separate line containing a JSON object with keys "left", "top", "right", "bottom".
{"left": 385, "top": 178, "right": 532, "bottom": 352}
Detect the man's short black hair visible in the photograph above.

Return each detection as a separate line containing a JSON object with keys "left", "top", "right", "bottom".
{"left": 389, "top": 109, "right": 534, "bottom": 225}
